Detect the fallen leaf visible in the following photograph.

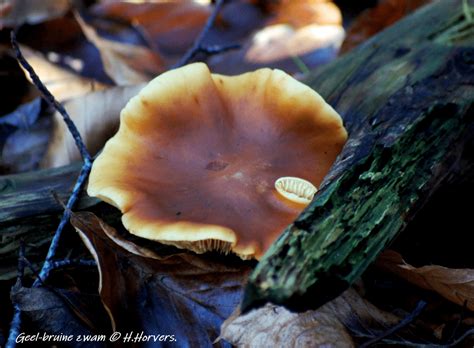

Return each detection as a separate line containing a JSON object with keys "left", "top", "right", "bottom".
{"left": 268, "top": 0, "right": 342, "bottom": 28}
{"left": 90, "top": 1, "right": 211, "bottom": 57}
{"left": 75, "top": 13, "right": 164, "bottom": 85}
{"left": 340, "top": 0, "right": 431, "bottom": 54}
{"left": 71, "top": 211, "right": 254, "bottom": 347}
{"left": 246, "top": 24, "right": 344, "bottom": 64}
{"left": 93, "top": 0, "right": 339, "bottom": 75}
{"left": 19, "top": 45, "right": 107, "bottom": 102}
{"left": 0, "top": 98, "right": 51, "bottom": 174}
{"left": 41, "top": 83, "right": 145, "bottom": 168}
{"left": 208, "top": 1, "right": 344, "bottom": 74}
{"left": 209, "top": 23, "right": 344, "bottom": 75}
{"left": 0, "top": 0, "right": 70, "bottom": 27}
{"left": 377, "top": 250, "right": 474, "bottom": 311}
{"left": 219, "top": 287, "right": 400, "bottom": 347}
{"left": 0, "top": 97, "right": 41, "bottom": 129}
{"left": 11, "top": 281, "right": 110, "bottom": 346}
{"left": 90, "top": 1, "right": 267, "bottom": 68}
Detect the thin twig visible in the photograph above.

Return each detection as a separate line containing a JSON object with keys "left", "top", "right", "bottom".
{"left": 179, "top": 43, "right": 241, "bottom": 66}
{"left": 445, "top": 301, "right": 467, "bottom": 344}
{"left": 16, "top": 241, "right": 26, "bottom": 282}
{"left": 291, "top": 55, "right": 310, "bottom": 75}
{"left": 10, "top": 31, "right": 91, "bottom": 163}
{"left": 31, "top": 258, "right": 96, "bottom": 283}
{"left": 7, "top": 33, "right": 94, "bottom": 348}
{"left": 20, "top": 256, "right": 100, "bottom": 332}
{"left": 6, "top": 162, "right": 92, "bottom": 348}
{"left": 22, "top": 256, "right": 51, "bottom": 288}
{"left": 5, "top": 243, "right": 26, "bottom": 347}
{"left": 360, "top": 300, "right": 427, "bottom": 348}
{"left": 51, "top": 191, "right": 67, "bottom": 211}
{"left": 173, "top": 0, "right": 226, "bottom": 68}
{"left": 6, "top": 308, "right": 21, "bottom": 347}
{"left": 445, "top": 327, "right": 474, "bottom": 347}
{"left": 50, "top": 259, "right": 96, "bottom": 270}
{"left": 33, "top": 161, "right": 92, "bottom": 287}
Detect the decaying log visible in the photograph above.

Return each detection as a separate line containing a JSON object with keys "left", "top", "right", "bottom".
{"left": 243, "top": 0, "right": 474, "bottom": 311}
{"left": 0, "top": 1, "right": 473, "bottom": 315}
{"left": 0, "top": 163, "right": 100, "bottom": 278}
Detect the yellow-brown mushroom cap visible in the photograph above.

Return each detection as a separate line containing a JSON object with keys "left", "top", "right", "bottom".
{"left": 87, "top": 63, "right": 347, "bottom": 259}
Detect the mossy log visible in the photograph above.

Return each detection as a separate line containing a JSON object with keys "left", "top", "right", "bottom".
{"left": 0, "top": 163, "right": 99, "bottom": 278}
{"left": 0, "top": 0, "right": 473, "bottom": 313}
{"left": 243, "top": 0, "right": 474, "bottom": 310}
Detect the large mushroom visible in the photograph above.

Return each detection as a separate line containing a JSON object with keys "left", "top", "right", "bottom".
{"left": 87, "top": 63, "right": 347, "bottom": 259}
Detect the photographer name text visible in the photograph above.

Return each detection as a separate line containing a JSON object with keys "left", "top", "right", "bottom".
{"left": 16, "top": 331, "right": 176, "bottom": 344}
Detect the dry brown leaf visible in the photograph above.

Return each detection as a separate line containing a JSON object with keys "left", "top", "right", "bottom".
{"left": 91, "top": 1, "right": 211, "bottom": 57}
{"left": 90, "top": 1, "right": 276, "bottom": 73}
{"left": 70, "top": 211, "right": 254, "bottom": 347}
{"left": 377, "top": 250, "right": 474, "bottom": 311}
{"left": 75, "top": 13, "right": 164, "bottom": 86}
{"left": 268, "top": 0, "right": 342, "bottom": 28}
{"left": 41, "top": 83, "right": 145, "bottom": 168}
{"left": 0, "top": 0, "right": 70, "bottom": 27}
{"left": 219, "top": 288, "right": 400, "bottom": 347}
{"left": 246, "top": 24, "right": 344, "bottom": 63}
{"left": 208, "top": 1, "right": 343, "bottom": 74}
{"left": 19, "top": 45, "right": 107, "bottom": 102}
{"left": 252, "top": 0, "right": 343, "bottom": 63}
{"left": 209, "top": 23, "right": 343, "bottom": 75}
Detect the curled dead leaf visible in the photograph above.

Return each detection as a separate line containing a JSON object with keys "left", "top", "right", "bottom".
{"left": 90, "top": 1, "right": 211, "bottom": 57}
{"left": 220, "top": 288, "right": 400, "bottom": 347}
{"left": 70, "top": 211, "right": 254, "bottom": 346}
{"left": 0, "top": 0, "right": 70, "bottom": 27}
{"left": 10, "top": 281, "right": 111, "bottom": 343}
{"left": 268, "top": 0, "right": 342, "bottom": 28}
{"left": 377, "top": 250, "right": 474, "bottom": 311}
{"left": 245, "top": 24, "right": 344, "bottom": 64}
{"left": 1, "top": 98, "right": 50, "bottom": 174}
{"left": 208, "top": 1, "right": 343, "bottom": 74}
{"left": 41, "top": 83, "right": 145, "bottom": 168}
{"left": 18, "top": 45, "right": 107, "bottom": 102}
{"left": 75, "top": 13, "right": 164, "bottom": 85}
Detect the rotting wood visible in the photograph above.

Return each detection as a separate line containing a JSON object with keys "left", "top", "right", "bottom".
{"left": 242, "top": 0, "right": 474, "bottom": 311}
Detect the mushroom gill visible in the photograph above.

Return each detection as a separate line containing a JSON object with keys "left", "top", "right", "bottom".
{"left": 87, "top": 63, "right": 347, "bottom": 259}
